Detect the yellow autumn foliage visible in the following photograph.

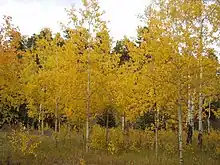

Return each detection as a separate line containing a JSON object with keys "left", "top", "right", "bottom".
{"left": 8, "top": 126, "right": 41, "bottom": 157}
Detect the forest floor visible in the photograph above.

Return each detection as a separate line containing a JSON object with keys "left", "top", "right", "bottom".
{"left": 0, "top": 129, "right": 220, "bottom": 165}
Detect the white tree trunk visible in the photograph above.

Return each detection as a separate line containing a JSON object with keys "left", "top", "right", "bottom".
{"left": 178, "top": 79, "right": 183, "bottom": 165}
{"left": 86, "top": 113, "right": 89, "bottom": 152}
{"left": 86, "top": 26, "right": 91, "bottom": 153}
{"left": 155, "top": 105, "right": 159, "bottom": 159}
{"left": 191, "top": 91, "right": 195, "bottom": 131}
{"left": 187, "top": 88, "right": 194, "bottom": 144}
{"left": 178, "top": 101, "right": 183, "bottom": 165}
{"left": 198, "top": 7, "right": 204, "bottom": 147}
{"left": 207, "top": 98, "right": 211, "bottom": 134}
{"left": 187, "top": 90, "right": 191, "bottom": 123}
{"left": 58, "top": 117, "right": 61, "bottom": 132}
{"left": 39, "top": 104, "right": 42, "bottom": 133}
{"left": 55, "top": 99, "right": 59, "bottom": 148}
{"left": 121, "top": 113, "right": 125, "bottom": 132}
{"left": 41, "top": 107, "right": 44, "bottom": 135}
{"left": 198, "top": 66, "right": 203, "bottom": 147}
{"left": 55, "top": 99, "right": 58, "bottom": 133}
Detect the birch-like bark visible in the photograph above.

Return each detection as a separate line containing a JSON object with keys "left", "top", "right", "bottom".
{"left": 55, "top": 99, "right": 59, "bottom": 148}
{"left": 178, "top": 79, "right": 183, "bottom": 165}
{"left": 155, "top": 105, "right": 159, "bottom": 159}
{"left": 191, "top": 91, "right": 195, "bottom": 131}
{"left": 198, "top": 65, "right": 203, "bottom": 148}
{"left": 55, "top": 99, "right": 58, "bottom": 133}
{"left": 86, "top": 21, "right": 91, "bottom": 153}
{"left": 178, "top": 99, "right": 183, "bottom": 165}
{"left": 121, "top": 112, "right": 125, "bottom": 132}
{"left": 187, "top": 87, "right": 193, "bottom": 144}
{"left": 41, "top": 107, "right": 44, "bottom": 135}
{"left": 39, "top": 104, "right": 42, "bottom": 133}
{"left": 86, "top": 95, "right": 90, "bottom": 152}
{"left": 207, "top": 98, "right": 211, "bottom": 134}
{"left": 58, "top": 117, "right": 61, "bottom": 132}
{"left": 198, "top": 5, "right": 204, "bottom": 148}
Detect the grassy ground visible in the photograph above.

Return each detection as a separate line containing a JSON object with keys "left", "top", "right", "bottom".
{"left": 0, "top": 129, "right": 219, "bottom": 165}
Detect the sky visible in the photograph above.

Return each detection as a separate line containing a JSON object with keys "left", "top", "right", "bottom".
{"left": 0, "top": 0, "right": 152, "bottom": 41}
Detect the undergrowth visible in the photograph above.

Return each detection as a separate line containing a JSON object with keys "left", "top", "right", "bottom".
{"left": 0, "top": 126, "right": 219, "bottom": 165}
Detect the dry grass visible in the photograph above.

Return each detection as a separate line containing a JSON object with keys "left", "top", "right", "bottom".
{"left": 0, "top": 129, "right": 219, "bottom": 165}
